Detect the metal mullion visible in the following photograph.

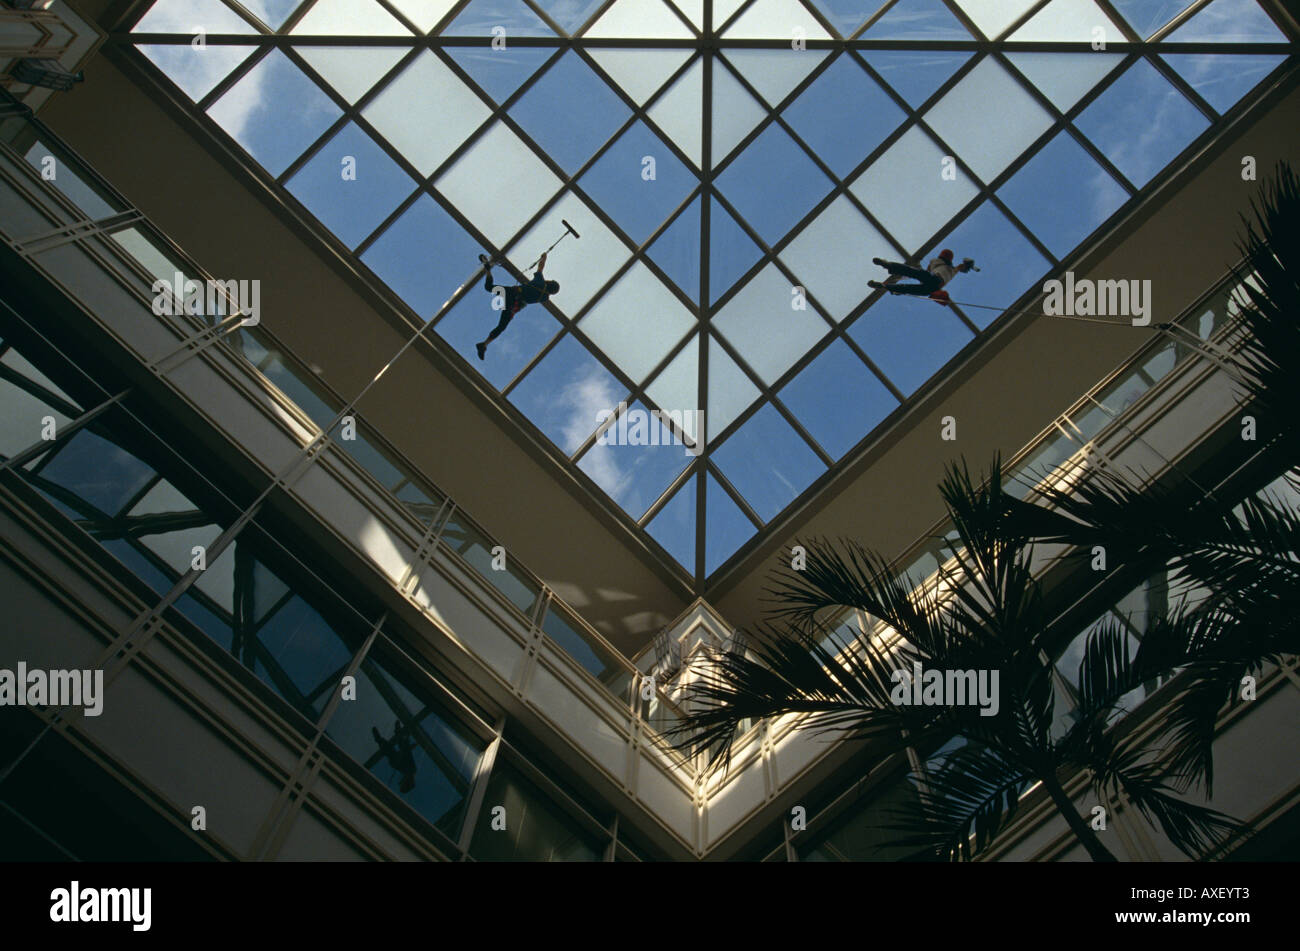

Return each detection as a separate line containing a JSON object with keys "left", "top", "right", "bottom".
{"left": 637, "top": 454, "right": 697, "bottom": 527}
{"left": 494, "top": 738, "right": 612, "bottom": 839}
{"left": 994, "top": 47, "right": 1142, "bottom": 197}
{"left": 1145, "top": 48, "right": 1222, "bottom": 121}
{"left": 277, "top": 0, "right": 323, "bottom": 35}
{"left": 0, "top": 363, "right": 85, "bottom": 421}
{"left": 567, "top": 319, "right": 702, "bottom": 462}
{"left": 195, "top": 41, "right": 274, "bottom": 113}
{"left": 767, "top": 389, "right": 836, "bottom": 468}
{"left": 714, "top": 0, "right": 758, "bottom": 36}
{"left": 574, "top": 47, "right": 707, "bottom": 177}
{"left": 116, "top": 32, "right": 1293, "bottom": 52}
{"left": 703, "top": 458, "right": 764, "bottom": 531}
{"left": 114, "top": 472, "right": 164, "bottom": 521}
{"left": 455, "top": 718, "right": 504, "bottom": 857}
{"left": 1147, "top": 0, "right": 1214, "bottom": 42}
{"left": 572, "top": 0, "right": 625, "bottom": 40}
{"left": 994, "top": 0, "right": 1055, "bottom": 43}
{"left": 695, "top": 0, "right": 713, "bottom": 586}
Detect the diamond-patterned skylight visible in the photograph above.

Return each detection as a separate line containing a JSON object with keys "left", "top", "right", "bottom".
{"left": 127, "top": 0, "right": 1292, "bottom": 585}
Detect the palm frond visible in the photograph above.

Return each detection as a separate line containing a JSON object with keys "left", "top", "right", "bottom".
{"left": 880, "top": 744, "right": 1029, "bottom": 861}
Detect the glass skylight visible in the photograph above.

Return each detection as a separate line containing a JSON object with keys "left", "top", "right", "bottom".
{"left": 127, "top": 0, "right": 1293, "bottom": 585}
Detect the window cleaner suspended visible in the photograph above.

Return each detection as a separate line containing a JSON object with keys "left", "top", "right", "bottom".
{"left": 869, "top": 249, "right": 978, "bottom": 304}
{"left": 475, "top": 219, "right": 580, "bottom": 361}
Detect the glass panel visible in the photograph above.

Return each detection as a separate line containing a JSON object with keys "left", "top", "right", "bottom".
{"left": 208, "top": 50, "right": 343, "bottom": 178}
{"left": 361, "top": 193, "right": 480, "bottom": 318}
{"left": 0, "top": 370, "right": 72, "bottom": 457}
{"left": 723, "top": 0, "right": 832, "bottom": 38}
{"left": 1165, "top": 0, "right": 1286, "bottom": 42}
{"left": 0, "top": 346, "right": 81, "bottom": 412}
{"left": 578, "top": 263, "right": 695, "bottom": 385}
{"left": 704, "top": 470, "right": 756, "bottom": 574}
{"left": 711, "top": 58, "right": 766, "bottom": 167}
{"left": 132, "top": 0, "right": 257, "bottom": 33}
{"left": 923, "top": 56, "right": 1054, "bottom": 184}
{"left": 388, "top": 0, "right": 459, "bottom": 32}
{"left": 645, "top": 332, "right": 700, "bottom": 443}
{"left": 785, "top": 53, "right": 904, "bottom": 179}
{"left": 324, "top": 647, "right": 483, "bottom": 838}
{"left": 32, "top": 429, "right": 157, "bottom": 516}
{"left": 848, "top": 291, "right": 973, "bottom": 396}
{"left": 362, "top": 50, "right": 491, "bottom": 176}
{"left": 924, "top": 200, "right": 1050, "bottom": 326}
{"left": 849, "top": 125, "right": 979, "bottom": 255}
{"left": 446, "top": 46, "right": 553, "bottom": 105}
{"left": 647, "top": 56, "right": 704, "bottom": 169}
{"left": 239, "top": 331, "right": 339, "bottom": 425}
{"left": 588, "top": 48, "right": 693, "bottom": 106}
{"left": 23, "top": 141, "right": 119, "bottom": 220}
{"left": 434, "top": 120, "right": 563, "bottom": 247}
{"left": 542, "top": 602, "right": 633, "bottom": 692}
{"left": 724, "top": 49, "right": 828, "bottom": 108}
{"left": 511, "top": 51, "right": 631, "bottom": 175}
{"left": 444, "top": 0, "right": 556, "bottom": 35}
{"left": 1003, "top": 51, "right": 1124, "bottom": 113}
{"left": 1074, "top": 58, "right": 1209, "bottom": 188}
{"left": 579, "top": 120, "right": 697, "bottom": 245}
{"left": 109, "top": 227, "right": 190, "bottom": 290}
{"left": 647, "top": 195, "right": 702, "bottom": 302}
{"left": 708, "top": 196, "right": 761, "bottom": 305}
{"left": 779, "top": 339, "right": 897, "bottom": 459}
{"left": 715, "top": 123, "right": 832, "bottom": 243}
{"left": 705, "top": 333, "right": 760, "bottom": 440}
{"left": 285, "top": 121, "right": 415, "bottom": 249}
{"left": 290, "top": 0, "right": 413, "bottom": 34}
{"left": 712, "top": 402, "right": 825, "bottom": 521}
{"left": 955, "top": 0, "right": 1037, "bottom": 38}
{"left": 668, "top": 0, "right": 703, "bottom": 29}
{"left": 439, "top": 512, "right": 541, "bottom": 612}
{"left": 646, "top": 472, "right": 696, "bottom": 572}
{"left": 508, "top": 334, "right": 627, "bottom": 455}
{"left": 587, "top": 0, "right": 693, "bottom": 37}
{"left": 1008, "top": 0, "right": 1122, "bottom": 42}
{"left": 1109, "top": 0, "right": 1193, "bottom": 37}
{"left": 178, "top": 530, "right": 359, "bottom": 724}
{"left": 532, "top": 0, "right": 607, "bottom": 33}
{"left": 137, "top": 43, "right": 256, "bottom": 102}
{"left": 713, "top": 263, "right": 831, "bottom": 385}
{"left": 859, "top": 49, "right": 971, "bottom": 109}
{"left": 578, "top": 400, "right": 692, "bottom": 520}
{"left": 470, "top": 762, "right": 603, "bottom": 861}
{"left": 1160, "top": 53, "right": 1285, "bottom": 114}
{"left": 243, "top": 0, "right": 301, "bottom": 28}
{"left": 998, "top": 130, "right": 1128, "bottom": 258}
{"left": 781, "top": 195, "right": 892, "bottom": 321}
{"left": 298, "top": 46, "right": 407, "bottom": 105}
{"left": 807, "top": 0, "right": 882, "bottom": 37}
{"left": 863, "top": 0, "right": 971, "bottom": 38}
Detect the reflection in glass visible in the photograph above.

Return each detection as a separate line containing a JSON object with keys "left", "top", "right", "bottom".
{"left": 470, "top": 762, "right": 603, "bottom": 860}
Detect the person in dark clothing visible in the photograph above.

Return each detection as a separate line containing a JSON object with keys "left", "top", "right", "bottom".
{"left": 372, "top": 718, "right": 417, "bottom": 793}
{"left": 868, "top": 249, "right": 975, "bottom": 303}
{"left": 476, "top": 252, "right": 560, "bottom": 360}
